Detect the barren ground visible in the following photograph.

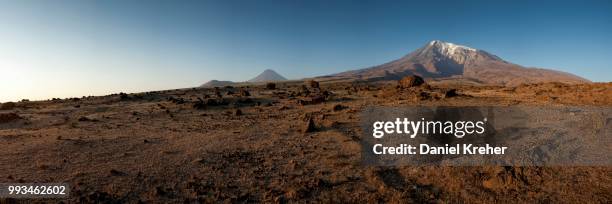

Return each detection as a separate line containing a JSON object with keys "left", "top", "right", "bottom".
{"left": 0, "top": 81, "right": 610, "bottom": 203}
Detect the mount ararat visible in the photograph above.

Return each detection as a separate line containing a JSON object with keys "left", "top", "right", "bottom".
{"left": 323, "top": 40, "right": 588, "bottom": 86}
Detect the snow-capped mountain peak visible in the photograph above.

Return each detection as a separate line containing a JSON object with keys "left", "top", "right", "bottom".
{"left": 421, "top": 40, "right": 500, "bottom": 64}
{"left": 429, "top": 40, "right": 477, "bottom": 55}
{"left": 427, "top": 40, "right": 479, "bottom": 64}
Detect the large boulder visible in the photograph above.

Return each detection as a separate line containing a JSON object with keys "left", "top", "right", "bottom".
{"left": 398, "top": 75, "right": 425, "bottom": 88}
{"left": 240, "top": 89, "right": 251, "bottom": 97}
{"left": 308, "top": 80, "right": 320, "bottom": 89}
{"left": 266, "top": 82, "right": 276, "bottom": 90}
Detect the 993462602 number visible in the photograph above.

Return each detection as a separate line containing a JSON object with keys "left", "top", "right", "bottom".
{"left": 1, "top": 183, "right": 69, "bottom": 198}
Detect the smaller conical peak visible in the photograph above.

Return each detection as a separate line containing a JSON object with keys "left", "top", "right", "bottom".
{"left": 248, "top": 69, "right": 287, "bottom": 82}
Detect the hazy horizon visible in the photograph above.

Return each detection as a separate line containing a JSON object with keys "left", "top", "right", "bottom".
{"left": 1, "top": 0, "right": 611, "bottom": 102}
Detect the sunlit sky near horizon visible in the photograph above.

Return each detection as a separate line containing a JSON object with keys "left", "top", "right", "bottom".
{"left": 1, "top": 0, "right": 611, "bottom": 102}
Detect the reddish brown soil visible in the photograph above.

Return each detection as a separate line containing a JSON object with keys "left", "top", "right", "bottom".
{"left": 0, "top": 81, "right": 610, "bottom": 203}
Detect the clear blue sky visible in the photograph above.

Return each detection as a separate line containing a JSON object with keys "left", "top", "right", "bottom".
{"left": 0, "top": 0, "right": 610, "bottom": 102}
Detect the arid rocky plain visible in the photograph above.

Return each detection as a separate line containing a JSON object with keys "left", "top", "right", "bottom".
{"left": 1, "top": 79, "right": 611, "bottom": 203}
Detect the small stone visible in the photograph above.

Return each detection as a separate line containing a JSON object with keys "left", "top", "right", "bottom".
{"left": 332, "top": 104, "right": 347, "bottom": 111}
{"left": 444, "top": 89, "right": 459, "bottom": 98}
{"left": 78, "top": 116, "right": 98, "bottom": 122}
{"left": 302, "top": 115, "right": 316, "bottom": 133}
{"left": 109, "top": 169, "right": 126, "bottom": 176}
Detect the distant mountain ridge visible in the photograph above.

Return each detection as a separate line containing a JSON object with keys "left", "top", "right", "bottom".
{"left": 200, "top": 80, "right": 235, "bottom": 87}
{"left": 330, "top": 40, "right": 589, "bottom": 86}
{"left": 200, "top": 69, "right": 287, "bottom": 87}
{"left": 248, "top": 69, "right": 287, "bottom": 82}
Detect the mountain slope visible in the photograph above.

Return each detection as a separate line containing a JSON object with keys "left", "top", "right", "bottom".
{"left": 248, "top": 69, "right": 287, "bottom": 82}
{"left": 330, "top": 40, "right": 589, "bottom": 86}
{"left": 200, "top": 80, "right": 235, "bottom": 87}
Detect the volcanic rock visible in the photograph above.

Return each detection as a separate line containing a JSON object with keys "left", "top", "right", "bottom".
{"left": 78, "top": 116, "right": 99, "bottom": 122}
{"left": 308, "top": 80, "right": 320, "bottom": 89}
{"left": 332, "top": 104, "right": 347, "bottom": 112}
{"left": 444, "top": 89, "right": 459, "bottom": 98}
{"left": 240, "top": 89, "right": 251, "bottom": 97}
{"left": 266, "top": 83, "right": 276, "bottom": 90}
{"left": 302, "top": 115, "right": 316, "bottom": 133}
{"left": 399, "top": 75, "right": 425, "bottom": 88}
{"left": 0, "top": 113, "right": 21, "bottom": 123}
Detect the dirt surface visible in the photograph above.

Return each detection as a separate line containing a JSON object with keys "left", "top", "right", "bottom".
{"left": 0, "top": 81, "right": 610, "bottom": 203}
